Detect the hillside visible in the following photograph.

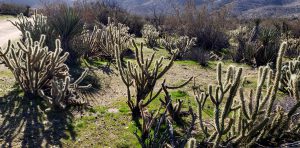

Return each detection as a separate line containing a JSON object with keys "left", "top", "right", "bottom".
{"left": 2, "top": 0, "right": 300, "bottom": 18}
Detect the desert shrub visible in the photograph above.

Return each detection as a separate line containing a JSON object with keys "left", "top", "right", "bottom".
{"left": 10, "top": 11, "right": 55, "bottom": 49}
{"left": 46, "top": 4, "right": 84, "bottom": 66}
{"left": 142, "top": 24, "right": 160, "bottom": 48}
{"left": 0, "top": 32, "right": 91, "bottom": 109}
{"left": 163, "top": 1, "right": 230, "bottom": 51}
{"left": 232, "top": 22, "right": 281, "bottom": 67}
{"left": 0, "top": 3, "right": 30, "bottom": 16}
{"left": 255, "top": 27, "right": 281, "bottom": 67}
{"left": 73, "top": 0, "right": 145, "bottom": 36}
{"left": 186, "top": 48, "right": 210, "bottom": 66}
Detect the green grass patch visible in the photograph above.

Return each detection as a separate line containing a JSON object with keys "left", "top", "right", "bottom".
{"left": 175, "top": 60, "right": 199, "bottom": 66}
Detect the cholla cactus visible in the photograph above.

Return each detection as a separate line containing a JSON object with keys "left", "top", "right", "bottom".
{"left": 115, "top": 40, "right": 178, "bottom": 118}
{"left": 280, "top": 56, "right": 300, "bottom": 95}
{"left": 10, "top": 10, "right": 55, "bottom": 48}
{"left": 161, "top": 36, "right": 177, "bottom": 53}
{"left": 175, "top": 36, "right": 196, "bottom": 59}
{"left": 194, "top": 63, "right": 243, "bottom": 148}
{"left": 193, "top": 42, "right": 300, "bottom": 147}
{"left": 161, "top": 35, "right": 196, "bottom": 59}
{"left": 38, "top": 69, "right": 92, "bottom": 109}
{"left": 88, "top": 18, "right": 133, "bottom": 61}
{"left": 0, "top": 32, "right": 69, "bottom": 95}
{"left": 285, "top": 38, "right": 300, "bottom": 58}
{"left": 142, "top": 24, "right": 160, "bottom": 48}
{"left": 186, "top": 138, "right": 197, "bottom": 148}
{"left": 0, "top": 32, "right": 91, "bottom": 109}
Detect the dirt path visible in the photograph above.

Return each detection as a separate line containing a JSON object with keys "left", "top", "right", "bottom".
{"left": 0, "top": 18, "right": 20, "bottom": 47}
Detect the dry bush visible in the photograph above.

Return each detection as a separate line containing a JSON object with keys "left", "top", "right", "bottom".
{"left": 0, "top": 3, "right": 30, "bottom": 16}
{"left": 162, "top": 0, "right": 230, "bottom": 51}
{"left": 73, "top": 0, "right": 146, "bottom": 36}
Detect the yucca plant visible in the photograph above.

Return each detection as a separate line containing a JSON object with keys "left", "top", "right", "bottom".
{"left": 48, "top": 4, "right": 84, "bottom": 65}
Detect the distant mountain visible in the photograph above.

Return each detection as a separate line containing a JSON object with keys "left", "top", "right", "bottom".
{"left": 2, "top": 0, "right": 300, "bottom": 18}
{"left": 114, "top": 0, "right": 300, "bottom": 18}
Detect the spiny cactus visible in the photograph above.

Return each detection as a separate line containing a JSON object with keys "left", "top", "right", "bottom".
{"left": 38, "top": 69, "right": 92, "bottom": 109}
{"left": 161, "top": 35, "right": 196, "bottom": 60}
{"left": 0, "top": 32, "right": 91, "bottom": 109}
{"left": 175, "top": 36, "right": 196, "bottom": 59}
{"left": 193, "top": 42, "right": 295, "bottom": 147}
{"left": 142, "top": 24, "right": 160, "bottom": 48}
{"left": 160, "top": 79, "right": 192, "bottom": 125}
{"left": 115, "top": 39, "right": 178, "bottom": 118}
{"left": 10, "top": 10, "right": 55, "bottom": 48}
{"left": 194, "top": 63, "right": 243, "bottom": 148}
{"left": 186, "top": 138, "right": 197, "bottom": 148}
{"left": 285, "top": 38, "right": 300, "bottom": 58}
{"left": 280, "top": 56, "right": 300, "bottom": 95}
{"left": 0, "top": 32, "right": 69, "bottom": 95}
{"left": 87, "top": 18, "right": 133, "bottom": 61}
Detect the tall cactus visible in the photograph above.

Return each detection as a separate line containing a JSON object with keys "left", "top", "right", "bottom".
{"left": 194, "top": 63, "right": 243, "bottom": 148}
{"left": 115, "top": 39, "right": 178, "bottom": 118}
{"left": 0, "top": 32, "right": 69, "bottom": 95}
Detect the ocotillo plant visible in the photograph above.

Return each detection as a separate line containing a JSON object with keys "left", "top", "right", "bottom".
{"left": 115, "top": 39, "right": 178, "bottom": 119}
{"left": 142, "top": 24, "right": 160, "bottom": 48}
{"left": 0, "top": 32, "right": 69, "bottom": 96}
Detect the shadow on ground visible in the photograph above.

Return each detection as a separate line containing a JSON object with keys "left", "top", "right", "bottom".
{"left": 0, "top": 86, "right": 76, "bottom": 147}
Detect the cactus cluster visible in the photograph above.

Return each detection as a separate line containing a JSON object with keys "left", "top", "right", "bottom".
{"left": 286, "top": 38, "right": 300, "bottom": 58}
{"left": 233, "top": 22, "right": 281, "bottom": 67}
{"left": 0, "top": 32, "right": 91, "bottom": 109}
{"left": 193, "top": 42, "right": 300, "bottom": 147}
{"left": 142, "top": 24, "right": 160, "bottom": 48}
{"left": 161, "top": 35, "right": 196, "bottom": 59}
{"left": 115, "top": 40, "right": 178, "bottom": 118}
{"left": 87, "top": 18, "right": 133, "bottom": 61}
{"left": 280, "top": 56, "right": 300, "bottom": 95}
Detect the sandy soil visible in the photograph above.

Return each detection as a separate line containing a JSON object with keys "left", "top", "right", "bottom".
{"left": 0, "top": 18, "right": 20, "bottom": 47}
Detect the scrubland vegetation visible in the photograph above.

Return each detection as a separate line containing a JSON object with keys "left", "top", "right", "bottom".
{"left": 0, "top": 0, "right": 300, "bottom": 147}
